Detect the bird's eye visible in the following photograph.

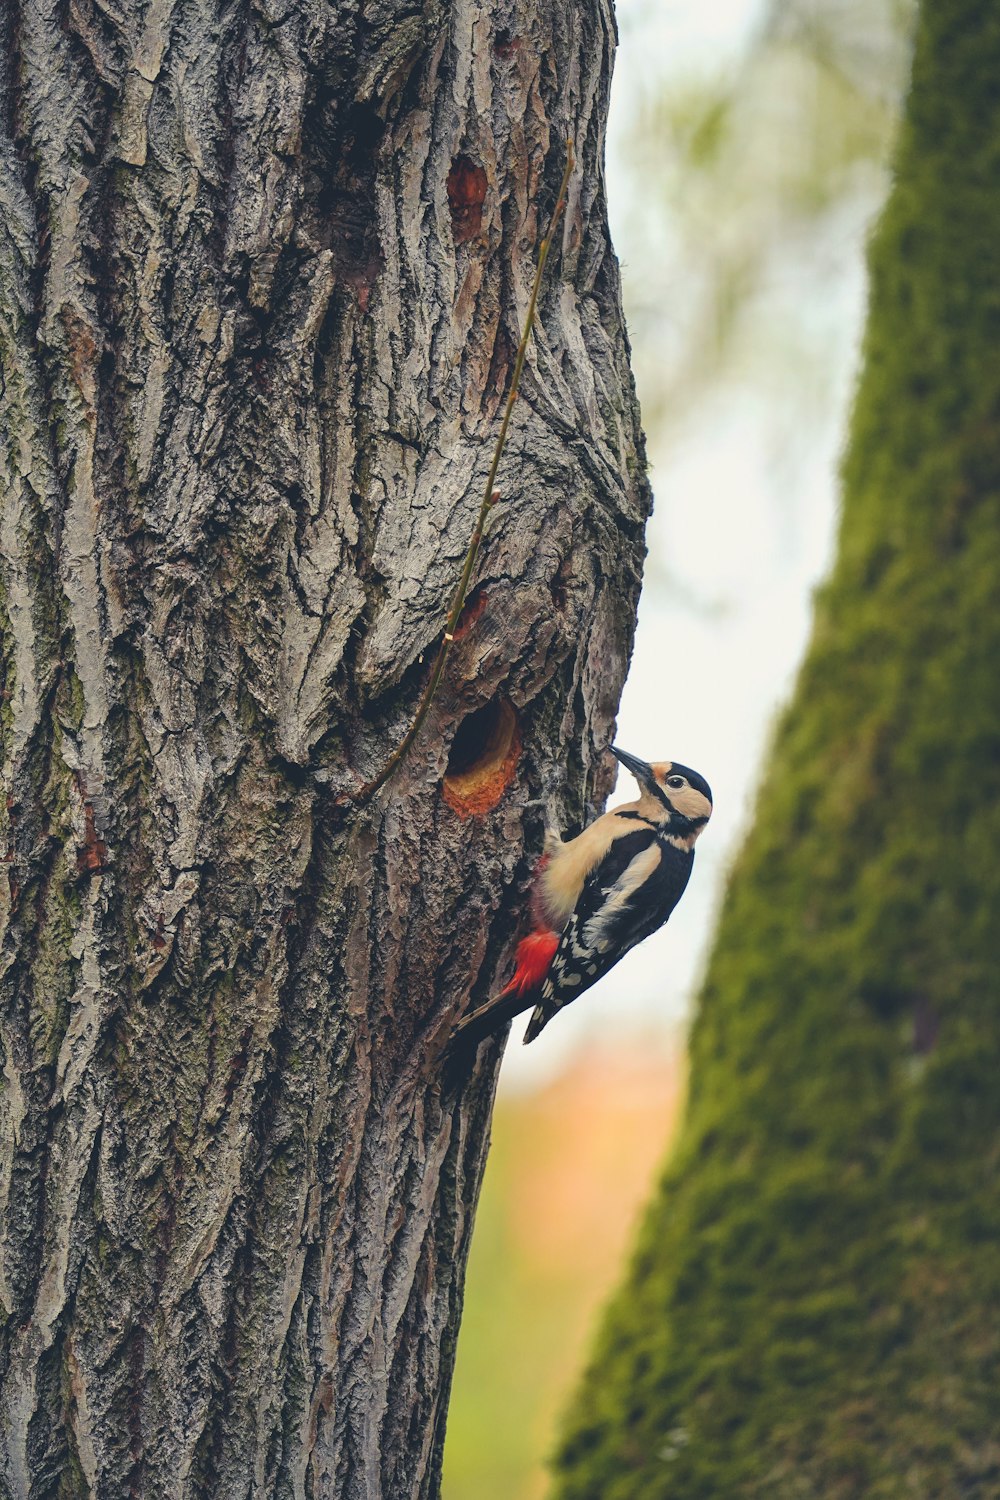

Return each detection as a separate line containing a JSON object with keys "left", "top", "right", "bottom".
{"left": 666, "top": 775, "right": 686, "bottom": 790}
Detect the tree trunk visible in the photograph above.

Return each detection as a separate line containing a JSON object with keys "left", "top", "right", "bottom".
{"left": 0, "top": 0, "right": 648, "bottom": 1492}
{"left": 553, "top": 3, "right": 1000, "bottom": 1497}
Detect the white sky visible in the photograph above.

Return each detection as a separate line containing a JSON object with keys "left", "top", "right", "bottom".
{"left": 500, "top": 0, "right": 874, "bottom": 1088}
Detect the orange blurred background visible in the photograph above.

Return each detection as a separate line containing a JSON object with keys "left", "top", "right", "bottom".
{"left": 443, "top": 1043, "right": 685, "bottom": 1499}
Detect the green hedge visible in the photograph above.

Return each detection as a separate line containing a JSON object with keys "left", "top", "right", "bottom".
{"left": 552, "top": 5, "right": 1000, "bottom": 1496}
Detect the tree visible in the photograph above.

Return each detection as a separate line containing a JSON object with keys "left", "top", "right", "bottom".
{"left": 554, "top": 2, "right": 1000, "bottom": 1495}
{"left": 0, "top": 1, "right": 648, "bottom": 1493}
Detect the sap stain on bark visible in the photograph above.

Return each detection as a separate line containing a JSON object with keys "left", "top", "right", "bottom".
{"left": 447, "top": 155, "right": 488, "bottom": 244}
{"left": 76, "top": 798, "right": 106, "bottom": 875}
{"left": 452, "top": 587, "right": 489, "bottom": 641}
{"left": 493, "top": 29, "right": 520, "bottom": 60}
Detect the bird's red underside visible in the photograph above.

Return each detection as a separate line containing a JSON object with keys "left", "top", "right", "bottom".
{"left": 500, "top": 928, "right": 560, "bottom": 998}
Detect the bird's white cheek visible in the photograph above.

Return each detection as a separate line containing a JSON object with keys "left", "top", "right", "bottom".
{"left": 672, "top": 788, "right": 712, "bottom": 821}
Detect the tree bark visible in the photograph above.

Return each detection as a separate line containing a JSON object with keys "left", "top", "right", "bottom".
{"left": 554, "top": 3, "right": 1000, "bottom": 1496}
{"left": 0, "top": 0, "right": 648, "bottom": 1494}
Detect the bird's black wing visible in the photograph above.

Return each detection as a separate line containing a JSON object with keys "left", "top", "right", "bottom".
{"left": 523, "top": 829, "right": 693, "bottom": 1042}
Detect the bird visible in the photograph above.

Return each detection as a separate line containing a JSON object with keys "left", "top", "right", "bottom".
{"left": 449, "top": 746, "right": 712, "bottom": 1052}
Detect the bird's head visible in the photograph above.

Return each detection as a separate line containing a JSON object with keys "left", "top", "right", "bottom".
{"left": 611, "top": 746, "right": 713, "bottom": 844}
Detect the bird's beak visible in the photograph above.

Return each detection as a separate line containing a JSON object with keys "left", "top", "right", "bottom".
{"left": 611, "top": 745, "right": 656, "bottom": 791}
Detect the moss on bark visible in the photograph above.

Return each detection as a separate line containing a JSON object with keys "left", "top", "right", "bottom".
{"left": 553, "top": 5, "right": 1000, "bottom": 1497}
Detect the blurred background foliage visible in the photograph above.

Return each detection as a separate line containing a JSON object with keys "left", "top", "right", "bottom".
{"left": 442, "top": 1, "right": 914, "bottom": 1497}
{"left": 620, "top": 0, "right": 913, "bottom": 470}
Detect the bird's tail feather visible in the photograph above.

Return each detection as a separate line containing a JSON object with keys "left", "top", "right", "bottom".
{"left": 446, "top": 986, "right": 534, "bottom": 1056}
{"left": 447, "top": 929, "right": 558, "bottom": 1057}
{"left": 522, "top": 1003, "right": 550, "bottom": 1045}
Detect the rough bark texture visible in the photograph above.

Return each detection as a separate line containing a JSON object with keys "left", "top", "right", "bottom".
{"left": 554, "top": 3, "right": 1000, "bottom": 1497}
{"left": 0, "top": 0, "right": 648, "bottom": 1493}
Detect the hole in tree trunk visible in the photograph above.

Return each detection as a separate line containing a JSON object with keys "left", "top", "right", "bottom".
{"left": 443, "top": 699, "right": 521, "bottom": 817}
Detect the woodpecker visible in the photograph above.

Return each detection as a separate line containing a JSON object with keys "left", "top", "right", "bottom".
{"left": 450, "top": 747, "right": 712, "bottom": 1051}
